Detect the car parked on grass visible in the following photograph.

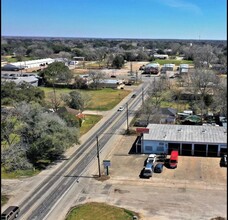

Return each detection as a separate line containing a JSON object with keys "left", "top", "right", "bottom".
{"left": 154, "top": 163, "right": 164, "bottom": 173}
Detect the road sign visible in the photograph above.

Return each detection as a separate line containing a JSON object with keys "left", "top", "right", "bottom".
{"left": 103, "top": 160, "right": 111, "bottom": 167}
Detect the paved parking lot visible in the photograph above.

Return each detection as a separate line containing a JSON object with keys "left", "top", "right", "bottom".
{"left": 108, "top": 135, "right": 226, "bottom": 184}
{"left": 99, "top": 135, "right": 227, "bottom": 220}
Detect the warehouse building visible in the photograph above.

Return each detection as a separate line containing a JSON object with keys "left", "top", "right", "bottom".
{"left": 138, "top": 124, "right": 227, "bottom": 157}
{"left": 2, "top": 58, "right": 55, "bottom": 70}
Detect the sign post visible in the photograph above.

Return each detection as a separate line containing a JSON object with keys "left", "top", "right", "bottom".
{"left": 103, "top": 160, "right": 111, "bottom": 175}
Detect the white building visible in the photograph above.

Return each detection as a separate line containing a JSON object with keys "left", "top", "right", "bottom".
{"left": 153, "top": 54, "right": 169, "bottom": 59}
{"left": 2, "top": 76, "right": 39, "bottom": 86}
{"left": 2, "top": 58, "right": 55, "bottom": 70}
{"left": 138, "top": 124, "right": 227, "bottom": 157}
{"left": 179, "top": 64, "right": 189, "bottom": 74}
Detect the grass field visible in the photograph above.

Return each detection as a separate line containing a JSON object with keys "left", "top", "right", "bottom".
{"left": 41, "top": 87, "right": 131, "bottom": 111}
{"left": 80, "top": 114, "right": 103, "bottom": 136}
{"left": 1, "top": 167, "right": 40, "bottom": 179}
{"left": 65, "top": 202, "right": 138, "bottom": 220}
{"left": 154, "top": 59, "right": 193, "bottom": 65}
{"left": 1, "top": 195, "right": 9, "bottom": 206}
{"left": 161, "top": 100, "right": 189, "bottom": 112}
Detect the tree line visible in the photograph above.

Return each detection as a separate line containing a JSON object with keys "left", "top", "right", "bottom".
{"left": 1, "top": 37, "right": 227, "bottom": 70}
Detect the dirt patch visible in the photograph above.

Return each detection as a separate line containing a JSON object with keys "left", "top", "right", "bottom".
{"left": 93, "top": 174, "right": 110, "bottom": 182}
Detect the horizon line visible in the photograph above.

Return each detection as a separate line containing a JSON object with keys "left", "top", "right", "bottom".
{"left": 2, "top": 35, "right": 226, "bottom": 41}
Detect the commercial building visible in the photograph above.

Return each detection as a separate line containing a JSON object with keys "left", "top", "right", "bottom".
{"left": 2, "top": 58, "right": 55, "bottom": 70}
{"left": 138, "top": 124, "right": 227, "bottom": 157}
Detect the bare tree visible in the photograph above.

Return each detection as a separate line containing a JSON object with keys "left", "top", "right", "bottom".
{"left": 88, "top": 71, "right": 105, "bottom": 89}
{"left": 193, "top": 45, "right": 218, "bottom": 68}
{"left": 187, "top": 68, "right": 219, "bottom": 120}
{"left": 212, "top": 80, "right": 227, "bottom": 117}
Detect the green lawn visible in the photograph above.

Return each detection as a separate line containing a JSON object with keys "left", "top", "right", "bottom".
{"left": 161, "top": 101, "right": 190, "bottom": 112}
{"left": 1, "top": 167, "right": 40, "bottom": 179}
{"left": 65, "top": 202, "right": 138, "bottom": 220}
{"left": 40, "top": 87, "right": 131, "bottom": 111}
{"left": 80, "top": 114, "right": 103, "bottom": 136}
{"left": 1, "top": 195, "right": 9, "bottom": 206}
{"left": 154, "top": 59, "right": 193, "bottom": 65}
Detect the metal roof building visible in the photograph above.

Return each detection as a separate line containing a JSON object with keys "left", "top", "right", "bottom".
{"left": 139, "top": 124, "right": 227, "bottom": 157}
{"left": 2, "top": 58, "right": 55, "bottom": 70}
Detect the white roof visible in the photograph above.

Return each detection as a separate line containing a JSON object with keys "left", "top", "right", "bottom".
{"left": 163, "top": 64, "right": 175, "bottom": 67}
{"left": 144, "top": 124, "right": 227, "bottom": 144}
{"left": 10, "top": 58, "right": 54, "bottom": 67}
{"left": 180, "top": 64, "right": 189, "bottom": 68}
{"left": 5, "top": 76, "right": 39, "bottom": 84}
{"left": 101, "top": 79, "right": 123, "bottom": 84}
{"left": 145, "top": 63, "right": 160, "bottom": 68}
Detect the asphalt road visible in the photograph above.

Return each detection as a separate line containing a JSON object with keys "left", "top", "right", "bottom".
{"left": 2, "top": 77, "right": 153, "bottom": 220}
{"left": 2, "top": 74, "right": 226, "bottom": 220}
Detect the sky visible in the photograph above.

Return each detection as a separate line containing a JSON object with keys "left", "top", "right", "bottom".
{"left": 1, "top": 0, "right": 227, "bottom": 40}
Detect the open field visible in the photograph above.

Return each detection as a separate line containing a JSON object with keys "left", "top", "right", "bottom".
{"left": 40, "top": 87, "right": 131, "bottom": 111}
{"left": 80, "top": 114, "right": 103, "bottom": 136}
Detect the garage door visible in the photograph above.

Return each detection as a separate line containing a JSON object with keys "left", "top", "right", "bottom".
{"left": 194, "top": 144, "right": 207, "bottom": 156}
{"left": 182, "top": 144, "right": 192, "bottom": 156}
{"left": 168, "top": 143, "right": 180, "bottom": 155}
{"left": 220, "top": 147, "right": 227, "bottom": 156}
{"left": 208, "top": 145, "right": 218, "bottom": 157}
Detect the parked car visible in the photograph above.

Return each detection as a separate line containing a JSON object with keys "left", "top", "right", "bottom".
{"left": 146, "top": 154, "right": 157, "bottom": 164}
{"left": 131, "top": 93, "right": 136, "bottom": 98}
{"left": 157, "top": 153, "right": 167, "bottom": 162}
{"left": 142, "top": 163, "right": 154, "bottom": 178}
{"left": 154, "top": 163, "right": 164, "bottom": 173}
{"left": 220, "top": 154, "right": 227, "bottom": 167}
{"left": 118, "top": 106, "right": 124, "bottom": 111}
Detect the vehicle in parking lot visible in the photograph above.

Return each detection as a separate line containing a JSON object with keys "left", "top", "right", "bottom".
{"left": 131, "top": 93, "right": 136, "bottom": 98}
{"left": 142, "top": 163, "right": 154, "bottom": 178}
{"left": 117, "top": 106, "right": 124, "bottom": 111}
{"left": 154, "top": 163, "right": 164, "bottom": 173}
{"left": 146, "top": 154, "right": 156, "bottom": 164}
{"left": 169, "top": 150, "right": 178, "bottom": 168}
{"left": 157, "top": 153, "right": 167, "bottom": 162}
{"left": 220, "top": 154, "right": 227, "bottom": 167}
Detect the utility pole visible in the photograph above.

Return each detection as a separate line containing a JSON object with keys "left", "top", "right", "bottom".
{"left": 142, "top": 87, "right": 144, "bottom": 110}
{"left": 96, "top": 135, "right": 101, "bottom": 177}
{"left": 126, "top": 102, "right": 129, "bottom": 133}
{"left": 130, "top": 62, "right": 133, "bottom": 75}
{"left": 136, "top": 71, "right": 138, "bottom": 84}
